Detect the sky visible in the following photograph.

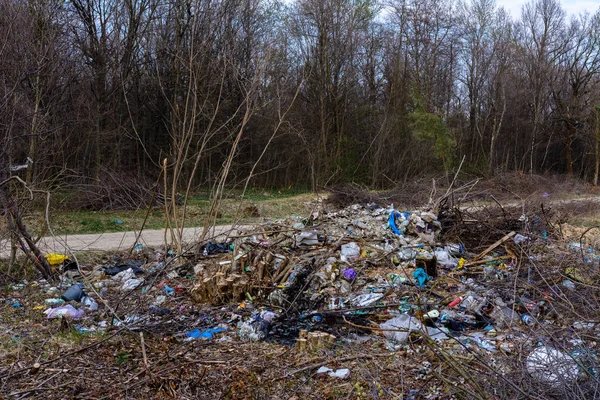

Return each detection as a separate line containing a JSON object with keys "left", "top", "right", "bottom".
{"left": 496, "top": 0, "right": 600, "bottom": 18}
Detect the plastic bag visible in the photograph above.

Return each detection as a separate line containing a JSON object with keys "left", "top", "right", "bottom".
{"left": 351, "top": 293, "right": 384, "bottom": 307}
{"left": 81, "top": 296, "right": 98, "bottom": 311}
{"left": 340, "top": 242, "right": 360, "bottom": 263}
{"left": 121, "top": 278, "right": 143, "bottom": 291}
{"left": 526, "top": 346, "right": 580, "bottom": 386}
{"left": 45, "top": 305, "right": 84, "bottom": 319}
{"left": 412, "top": 268, "right": 430, "bottom": 287}
{"left": 186, "top": 327, "right": 226, "bottom": 340}
{"left": 380, "top": 315, "right": 423, "bottom": 343}
{"left": 44, "top": 253, "right": 68, "bottom": 266}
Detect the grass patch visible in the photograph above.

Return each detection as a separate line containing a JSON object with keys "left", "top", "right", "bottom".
{"left": 23, "top": 190, "right": 321, "bottom": 236}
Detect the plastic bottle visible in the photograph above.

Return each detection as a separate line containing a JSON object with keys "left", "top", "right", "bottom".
{"left": 521, "top": 314, "right": 535, "bottom": 326}
{"left": 448, "top": 296, "right": 463, "bottom": 308}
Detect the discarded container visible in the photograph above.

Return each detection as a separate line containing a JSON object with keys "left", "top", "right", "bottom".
{"left": 45, "top": 298, "right": 64, "bottom": 306}
{"left": 571, "top": 349, "right": 599, "bottom": 378}
{"left": 473, "top": 336, "right": 497, "bottom": 352}
{"left": 489, "top": 306, "right": 519, "bottom": 328}
{"left": 113, "top": 315, "right": 144, "bottom": 326}
{"left": 521, "top": 314, "right": 535, "bottom": 326}
{"left": 397, "top": 248, "right": 417, "bottom": 262}
{"left": 448, "top": 297, "right": 463, "bottom": 308}
{"left": 45, "top": 305, "right": 84, "bottom": 319}
{"left": 526, "top": 346, "right": 580, "bottom": 386}
{"left": 445, "top": 244, "right": 464, "bottom": 256}
{"left": 61, "top": 284, "right": 84, "bottom": 302}
{"left": 513, "top": 234, "right": 529, "bottom": 244}
{"left": 388, "top": 273, "right": 407, "bottom": 287}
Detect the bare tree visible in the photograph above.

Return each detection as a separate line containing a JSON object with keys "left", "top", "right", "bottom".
{"left": 551, "top": 10, "right": 600, "bottom": 174}
{"left": 519, "top": 0, "right": 567, "bottom": 173}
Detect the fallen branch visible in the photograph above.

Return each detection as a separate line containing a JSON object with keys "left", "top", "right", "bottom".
{"left": 473, "top": 231, "right": 515, "bottom": 261}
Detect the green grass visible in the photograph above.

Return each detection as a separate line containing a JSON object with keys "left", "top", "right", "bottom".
{"left": 186, "top": 187, "right": 310, "bottom": 204}
{"left": 22, "top": 189, "right": 320, "bottom": 236}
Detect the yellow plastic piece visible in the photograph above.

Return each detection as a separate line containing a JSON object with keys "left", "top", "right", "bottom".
{"left": 44, "top": 253, "right": 68, "bottom": 265}
{"left": 565, "top": 266, "right": 594, "bottom": 284}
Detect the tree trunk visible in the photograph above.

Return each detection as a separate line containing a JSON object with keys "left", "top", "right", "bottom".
{"left": 489, "top": 79, "right": 506, "bottom": 173}
{"left": 565, "top": 121, "right": 575, "bottom": 175}
{"left": 594, "top": 107, "right": 600, "bottom": 186}
{"left": 26, "top": 73, "right": 41, "bottom": 185}
{"left": 0, "top": 181, "right": 53, "bottom": 279}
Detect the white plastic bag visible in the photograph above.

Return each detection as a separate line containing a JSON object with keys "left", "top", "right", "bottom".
{"left": 340, "top": 242, "right": 360, "bottom": 263}
{"left": 380, "top": 315, "right": 423, "bottom": 343}
{"left": 526, "top": 346, "right": 580, "bottom": 386}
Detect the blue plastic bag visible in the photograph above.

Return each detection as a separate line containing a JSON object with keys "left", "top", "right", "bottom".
{"left": 186, "top": 327, "right": 226, "bottom": 340}
{"left": 413, "top": 268, "right": 430, "bottom": 287}
{"left": 388, "top": 211, "right": 402, "bottom": 235}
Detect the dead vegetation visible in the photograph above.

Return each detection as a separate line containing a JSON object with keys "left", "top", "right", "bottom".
{"left": 57, "top": 171, "right": 167, "bottom": 211}
{"left": 327, "top": 172, "right": 597, "bottom": 210}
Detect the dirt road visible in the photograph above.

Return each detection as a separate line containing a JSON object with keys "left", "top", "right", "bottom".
{"left": 0, "top": 225, "right": 243, "bottom": 259}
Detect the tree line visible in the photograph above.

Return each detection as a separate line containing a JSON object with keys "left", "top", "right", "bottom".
{"left": 1, "top": 0, "right": 600, "bottom": 193}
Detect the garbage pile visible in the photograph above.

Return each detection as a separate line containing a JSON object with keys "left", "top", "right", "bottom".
{"left": 189, "top": 202, "right": 599, "bottom": 394}
{"left": 10, "top": 200, "right": 600, "bottom": 397}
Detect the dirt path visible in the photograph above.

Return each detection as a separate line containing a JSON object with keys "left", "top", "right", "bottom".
{"left": 0, "top": 225, "right": 244, "bottom": 259}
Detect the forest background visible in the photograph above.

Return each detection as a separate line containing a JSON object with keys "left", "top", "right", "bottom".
{"left": 2, "top": 0, "right": 600, "bottom": 197}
